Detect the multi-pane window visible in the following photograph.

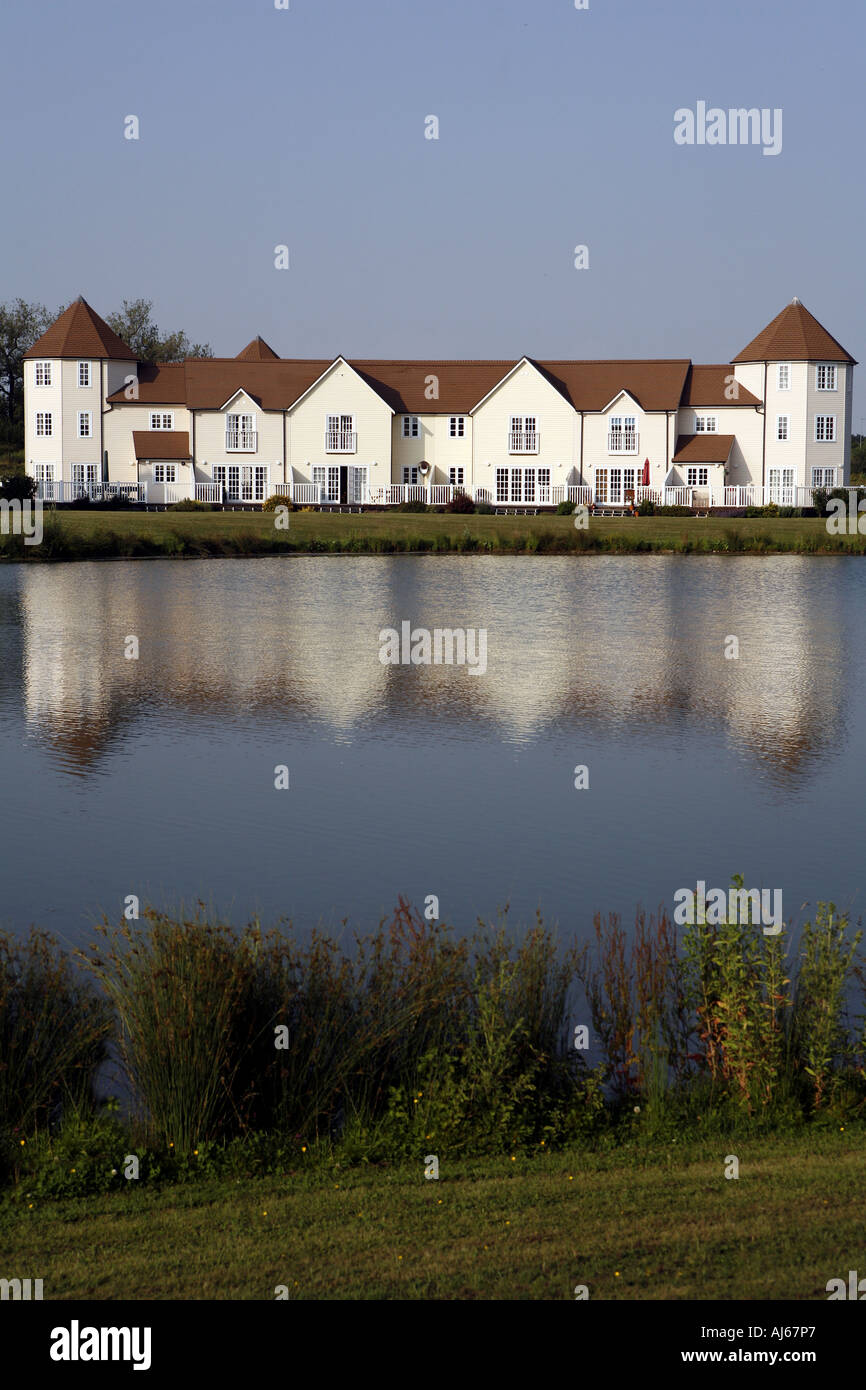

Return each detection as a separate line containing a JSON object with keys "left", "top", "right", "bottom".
{"left": 768, "top": 467, "right": 795, "bottom": 504}
{"left": 72, "top": 464, "right": 98, "bottom": 491}
{"left": 153, "top": 463, "right": 177, "bottom": 483}
{"left": 776, "top": 415, "right": 789, "bottom": 441}
{"left": 150, "top": 412, "right": 174, "bottom": 430}
{"left": 402, "top": 416, "right": 419, "bottom": 438}
{"left": 34, "top": 463, "right": 55, "bottom": 498}
{"left": 402, "top": 467, "right": 419, "bottom": 485}
{"left": 311, "top": 465, "right": 340, "bottom": 502}
{"left": 78, "top": 361, "right": 91, "bottom": 388}
{"left": 325, "top": 414, "right": 355, "bottom": 452}
{"left": 608, "top": 416, "right": 637, "bottom": 451}
{"left": 815, "top": 415, "right": 836, "bottom": 442}
{"left": 36, "top": 412, "right": 52, "bottom": 436}
{"left": 811, "top": 467, "right": 836, "bottom": 487}
{"left": 449, "top": 467, "right": 464, "bottom": 487}
{"left": 694, "top": 415, "right": 717, "bottom": 433}
{"left": 816, "top": 364, "right": 837, "bottom": 391}
{"left": 215, "top": 463, "right": 269, "bottom": 501}
{"left": 77, "top": 411, "right": 92, "bottom": 438}
{"left": 449, "top": 416, "right": 465, "bottom": 437}
{"left": 226, "top": 413, "right": 256, "bottom": 450}
{"left": 686, "top": 467, "right": 709, "bottom": 487}
{"left": 510, "top": 416, "right": 538, "bottom": 452}
{"left": 777, "top": 364, "right": 790, "bottom": 391}
{"left": 495, "top": 468, "right": 510, "bottom": 503}
{"left": 34, "top": 362, "right": 51, "bottom": 386}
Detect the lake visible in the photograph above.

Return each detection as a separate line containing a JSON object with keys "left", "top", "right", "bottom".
{"left": 1, "top": 554, "right": 863, "bottom": 951}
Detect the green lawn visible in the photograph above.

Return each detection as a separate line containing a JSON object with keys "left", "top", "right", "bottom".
{"left": 4, "top": 506, "right": 866, "bottom": 558}
{"left": 2, "top": 1131, "right": 861, "bottom": 1299}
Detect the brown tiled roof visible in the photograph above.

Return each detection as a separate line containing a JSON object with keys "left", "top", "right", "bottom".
{"left": 236, "top": 337, "right": 279, "bottom": 361}
{"left": 733, "top": 299, "right": 856, "bottom": 364}
{"left": 25, "top": 297, "right": 136, "bottom": 360}
{"left": 673, "top": 434, "right": 735, "bottom": 464}
{"left": 107, "top": 363, "right": 188, "bottom": 404}
{"left": 132, "top": 431, "right": 190, "bottom": 459}
{"left": 536, "top": 360, "right": 691, "bottom": 411}
{"left": 184, "top": 359, "right": 333, "bottom": 410}
{"left": 682, "top": 365, "right": 761, "bottom": 407}
{"left": 353, "top": 361, "right": 515, "bottom": 413}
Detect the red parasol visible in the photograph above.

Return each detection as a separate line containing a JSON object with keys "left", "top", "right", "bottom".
{"left": 642, "top": 458, "right": 650, "bottom": 486}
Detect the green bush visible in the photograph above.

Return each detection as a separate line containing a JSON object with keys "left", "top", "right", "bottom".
{"left": 0, "top": 474, "right": 37, "bottom": 501}
{"left": 393, "top": 500, "right": 429, "bottom": 512}
{"left": 171, "top": 498, "right": 216, "bottom": 512}
{"left": 262, "top": 495, "right": 294, "bottom": 512}
{"left": 637, "top": 498, "right": 656, "bottom": 515}
{"left": 444, "top": 490, "right": 475, "bottom": 513}
{"left": 475, "top": 501, "right": 495, "bottom": 514}
{"left": 556, "top": 499, "right": 574, "bottom": 515}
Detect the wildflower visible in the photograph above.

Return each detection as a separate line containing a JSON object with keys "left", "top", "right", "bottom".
{"left": 615, "top": 1271, "right": 620, "bottom": 1278}
{"left": 568, "top": 1175, "right": 573, "bottom": 1181}
{"left": 634, "top": 1106, "right": 640, "bottom": 1114}
{"left": 510, "top": 1155, "right": 516, "bottom": 1162}
{"left": 262, "top": 1211, "right": 268, "bottom": 1216}
{"left": 28, "top": 1203, "right": 33, "bottom": 1209}
{"left": 193, "top": 1150, "right": 199, "bottom": 1156}
{"left": 301, "top": 1146, "right": 306, "bottom": 1153}
{"left": 19, "top": 1140, "right": 25, "bottom": 1147}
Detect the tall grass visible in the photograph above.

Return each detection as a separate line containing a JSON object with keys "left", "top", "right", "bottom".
{"left": 0, "top": 930, "right": 110, "bottom": 1137}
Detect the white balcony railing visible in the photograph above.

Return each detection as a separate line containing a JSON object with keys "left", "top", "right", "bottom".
{"left": 608, "top": 432, "right": 638, "bottom": 453}
{"left": 195, "top": 483, "right": 222, "bottom": 502}
{"left": 324, "top": 431, "right": 357, "bottom": 453}
{"left": 32, "top": 480, "right": 147, "bottom": 503}
{"left": 225, "top": 430, "right": 257, "bottom": 451}
{"left": 509, "top": 431, "right": 539, "bottom": 454}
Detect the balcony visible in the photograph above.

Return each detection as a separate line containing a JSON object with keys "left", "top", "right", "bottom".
{"left": 509, "top": 431, "right": 539, "bottom": 454}
{"left": 225, "top": 430, "right": 257, "bottom": 452}
{"left": 325, "top": 430, "right": 357, "bottom": 453}
{"left": 608, "top": 431, "right": 638, "bottom": 453}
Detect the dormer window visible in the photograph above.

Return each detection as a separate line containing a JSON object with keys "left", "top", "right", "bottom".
{"left": 816, "top": 364, "right": 837, "bottom": 391}
{"left": 402, "top": 416, "right": 419, "bottom": 438}
{"left": 35, "top": 362, "right": 51, "bottom": 387}
{"left": 694, "top": 415, "right": 717, "bottom": 433}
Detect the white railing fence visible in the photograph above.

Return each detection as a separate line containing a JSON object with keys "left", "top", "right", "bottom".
{"left": 32, "top": 481, "right": 147, "bottom": 503}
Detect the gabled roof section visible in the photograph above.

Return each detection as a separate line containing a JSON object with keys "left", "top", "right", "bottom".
{"left": 25, "top": 296, "right": 136, "bottom": 360}
{"left": 673, "top": 434, "right": 735, "bottom": 464}
{"left": 598, "top": 388, "right": 644, "bottom": 415}
{"left": 287, "top": 356, "right": 395, "bottom": 414}
{"left": 183, "top": 358, "right": 332, "bottom": 410}
{"left": 683, "top": 365, "right": 761, "bottom": 407}
{"left": 132, "top": 430, "right": 190, "bottom": 459}
{"left": 733, "top": 298, "right": 856, "bottom": 365}
{"left": 348, "top": 361, "right": 514, "bottom": 414}
{"left": 236, "top": 336, "right": 279, "bottom": 361}
{"left": 218, "top": 387, "right": 262, "bottom": 411}
{"left": 469, "top": 357, "right": 571, "bottom": 413}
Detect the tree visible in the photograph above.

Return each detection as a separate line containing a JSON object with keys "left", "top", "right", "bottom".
{"left": 104, "top": 299, "right": 213, "bottom": 363}
{"left": 0, "top": 299, "right": 57, "bottom": 449}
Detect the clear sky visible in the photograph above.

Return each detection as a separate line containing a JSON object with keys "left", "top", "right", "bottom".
{"left": 3, "top": 0, "right": 864, "bottom": 419}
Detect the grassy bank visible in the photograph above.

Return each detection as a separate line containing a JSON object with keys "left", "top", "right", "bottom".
{"left": 4, "top": 507, "right": 866, "bottom": 558}
{"left": 2, "top": 1131, "right": 861, "bottom": 1298}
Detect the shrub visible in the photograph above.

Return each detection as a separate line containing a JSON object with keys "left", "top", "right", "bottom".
{"left": 445, "top": 489, "right": 475, "bottom": 513}
{"left": 637, "top": 498, "right": 656, "bottom": 515}
{"left": 262, "top": 495, "right": 294, "bottom": 512}
{"left": 655, "top": 505, "right": 693, "bottom": 516}
{"left": 0, "top": 474, "right": 37, "bottom": 501}
{"left": 171, "top": 498, "right": 215, "bottom": 512}
{"left": 475, "top": 501, "right": 495, "bottom": 514}
{"left": 556, "top": 500, "right": 574, "bottom": 515}
{"left": 393, "top": 500, "right": 429, "bottom": 512}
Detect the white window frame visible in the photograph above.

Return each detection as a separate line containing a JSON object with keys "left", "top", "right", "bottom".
{"left": 776, "top": 415, "right": 789, "bottom": 442}
{"left": 449, "top": 416, "right": 465, "bottom": 438}
{"left": 72, "top": 463, "right": 99, "bottom": 494}
{"left": 693, "top": 415, "right": 718, "bottom": 434}
{"left": 816, "top": 364, "right": 837, "bottom": 391}
{"left": 77, "top": 411, "right": 92, "bottom": 438}
{"left": 449, "top": 467, "right": 465, "bottom": 488}
{"left": 34, "top": 361, "right": 52, "bottom": 387}
{"left": 34, "top": 463, "right": 56, "bottom": 498}
{"left": 150, "top": 412, "right": 174, "bottom": 430}
{"left": 78, "top": 361, "right": 91, "bottom": 388}
{"left": 325, "top": 414, "right": 356, "bottom": 453}
{"left": 768, "top": 467, "right": 795, "bottom": 505}
{"left": 608, "top": 416, "right": 637, "bottom": 453}
{"left": 401, "top": 416, "right": 419, "bottom": 438}
{"left": 777, "top": 363, "right": 790, "bottom": 391}
{"left": 814, "top": 415, "right": 836, "bottom": 443}
{"left": 35, "top": 411, "right": 52, "bottom": 437}
{"left": 226, "top": 412, "right": 256, "bottom": 451}
{"left": 402, "top": 466, "right": 419, "bottom": 485}
{"left": 686, "top": 466, "right": 709, "bottom": 487}
{"left": 811, "top": 466, "right": 836, "bottom": 488}
{"left": 153, "top": 463, "right": 177, "bottom": 484}
{"left": 509, "top": 416, "right": 539, "bottom": 453}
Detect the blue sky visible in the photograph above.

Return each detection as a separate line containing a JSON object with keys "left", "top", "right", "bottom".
{"left": 3, "top": 0, "right": 864, "bottom": 420}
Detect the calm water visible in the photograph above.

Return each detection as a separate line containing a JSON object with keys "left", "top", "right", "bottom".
{"left": 1, "top": 554, "right": 863, "bottom": 951}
